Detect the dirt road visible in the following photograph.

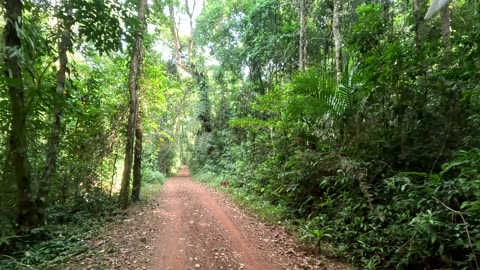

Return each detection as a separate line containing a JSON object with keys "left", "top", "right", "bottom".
{"left": 149, "top": 166, "right": 344, "bottom": 270}
{"left": 67, "top": 166, "right": 344, "bottom": 269}
{"left": 152, "top": 166, "right": 273, "bottom": 269}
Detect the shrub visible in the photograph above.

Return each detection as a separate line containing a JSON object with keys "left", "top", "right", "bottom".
{"left": 142, "top": 169, "right": 166, "bottom": 184}
{"left": 298, "top": 148, "right": 480, "bottom": 269}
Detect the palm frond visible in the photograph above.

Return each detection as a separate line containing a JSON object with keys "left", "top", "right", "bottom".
{"left": 287, "top": 69, "right": 347, "bottom": 121}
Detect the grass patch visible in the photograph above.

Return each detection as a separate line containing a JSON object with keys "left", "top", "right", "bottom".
{"left": 193, "top": 171, "right": 223, "bottom": 185}
{"left": 139, "top": 169, "right": 166, "bottom": 202}
{"left": 140, "top": 182, "right": 164, "bottom": 202}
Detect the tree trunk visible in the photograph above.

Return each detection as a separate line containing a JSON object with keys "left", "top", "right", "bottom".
{"left": 413, "top": 0, "right": 426, "bottom": 50}
{"left": 131, "top": 11, "right": 146, "bottom": 202}
{"left": 131, "top": 110, "right": 143, "bottom": 202}
{"left": 332, "top": 0, "right": 342, "bottom": 83}
{"left": 109, "top": 150, "right": 118, "bottom": 197}
{"left": 38, "top": 0, "right": 72, "bottom": 224}
{"left": 3, "top": 0, "right": 39, "bottom": 228}
{"left": 119, "top": 0, "right": 147, "bottom": 210}
{"left": 196, "top": 73, "right": 212, "bottom": 134}
{"left": 383, "top": 0, "right": 393, "bottom": 36}
{"left": 440, "top": 3, "right": 451, "bottom": 52}
{"left": 168, "top": 0, "right": 213, "bottom": 137}
{"left": 298, "top": 0, "right": 307, "bottom": 70}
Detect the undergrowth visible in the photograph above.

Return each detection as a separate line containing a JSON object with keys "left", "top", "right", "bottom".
{"left": 0, "top": 173, "right": 166, "bottom": 270}
{"left": 0, "top": 191, "right": 120, "bottom": 269}
{"left": 191, "top": 148, "right": 480, "bottom": 269}
{"left": 141, "top": 169, "right": 166, "bottom": 202}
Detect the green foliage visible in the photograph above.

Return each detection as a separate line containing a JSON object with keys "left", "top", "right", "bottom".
{"left": 0, "top": 193, "right": 120, "bottom": 269}
{"left": 350, "top": 4, "right": 385, "bottom": 54}
{"left": 73, "top": 0, "right": 134, "bottom": 54}
{"left": 191, "top": 0, "right": 480, "bottom": 269}
{"left": 1, "top": 0, "right": 479, "bottom": 268}
{"left": 321, "top": 149, "right": 480, "bottom": 269}
{"left": 142, "top": 169, "right": 166, "bottom": 184}
{"left": 287, "top": 69, "right": 346, "bottom": 121}
{"left": 0, "top": 0, "right": 181, "bottom": 267}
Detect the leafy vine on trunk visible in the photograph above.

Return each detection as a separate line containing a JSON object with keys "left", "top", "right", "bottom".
{"left": 119, "top": 0, "right": 148, "bottom": 210}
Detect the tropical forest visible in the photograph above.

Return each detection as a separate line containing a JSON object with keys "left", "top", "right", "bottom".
{"left": 1, "top": 0, "right": 480, "bottom": 269}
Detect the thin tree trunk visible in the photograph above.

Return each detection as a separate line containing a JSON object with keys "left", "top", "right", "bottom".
{"left": 440, "top": 3, "right": 451, "bottom": 52}
{"left": 131, "top": 111, "right": 143, "bottom": 202}
{"left": 109, "top": 151, "right": 118, "bottom": 197}
{"left": 383, "top": 0, "right": 393, "bottom": 36}
{"left": 168, "top": 1, "right": 193, "bottom": 75}
{"left": 298, "top": 0, "right": 307, "bottom": 70}
{"left": 132, "top": 14, "right": 146, "bottom": 202}
{"left": 196, "top": 73, "right": 212, "bottom": 134}
{"left": 3, "top": 0, "right": 39, "bottom": 228}
{"left": 332, "top": 0, "right": 342, "bottom": 83}
{"left": 1, "top": 137, "right": 11, "bottom": 184}
{"left": 61, "top": 169, "right": 68, "bottom": 204}
{"left": 119, "top": 99, "right": 136, "bottom": 209}
{"left": 413, "top": 0, "right": 426, "bottom": 50}
{"left": 119, "top": 0, "right": 147, "bottom": 210}
{"left": 38, "top": 0, "right": 72, "bottom": 224}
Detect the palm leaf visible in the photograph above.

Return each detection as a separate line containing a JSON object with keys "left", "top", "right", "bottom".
{"left": 287, "top": 69, "right": 347, "bottom": 121}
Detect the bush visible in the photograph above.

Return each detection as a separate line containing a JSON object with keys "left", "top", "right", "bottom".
{"left": 0, "top": 190, "right": 121, "bottom": 269}
{"left": 298, "top": 148, "right": 480, "bottom": 269}
{"left": 205, "top": 143, "right": 480, "bottom": 269}
{"left": 142, "top": 169, "right": 166, "bottom": 184}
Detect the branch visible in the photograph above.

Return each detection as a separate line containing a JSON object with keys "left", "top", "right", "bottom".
{"left": 184, "top": 0, "right": 195, "bottom": 59}
{"left": 433, "top": 197, "right": 480, "bottom": 269}
{"left": 176, "top": 60, "right": 193, "bottom": 75}
{"left": 168, "top": 1, "right": 194, "bottom": 76}
{"left": 168, "top": 2, "right": 181, "bottom": 63}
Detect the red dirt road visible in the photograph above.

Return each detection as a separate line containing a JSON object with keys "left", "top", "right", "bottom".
{"left": 66, "top": 166, "right": 345, "bottom": 269}
{"left": 149, "top": 166, "right": 344, "bottom": 270}
{"left": 152, "top": 166, "right": 271, "bottom": 269}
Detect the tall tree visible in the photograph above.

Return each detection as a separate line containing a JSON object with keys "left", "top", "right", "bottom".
{"left": 120, "top": 0, "right": 148, "bottom": 209}
{"left": 298, "top": 0, "right": 307, "bottom": 70}
{"left": 332, "top": 0, "right": 342, "bottom": 83}
{"left": 3, "top": 0, "right": 40, "bottom": 228}
{"left": 168, "top": 0, "right": 212, "bottom": 134}
{"left": 440, "top": 3, "right": 451, "bottom": 52}
{"left": 413, "top": 0, "right": 426, "bottom": 49}
{"left": 38, "top": 0, "right": 73, "bottom": 223}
